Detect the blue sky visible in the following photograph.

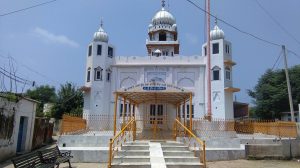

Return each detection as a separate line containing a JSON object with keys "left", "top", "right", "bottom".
{"left": 0, "top": 0, "right": 300, "bottom": 104}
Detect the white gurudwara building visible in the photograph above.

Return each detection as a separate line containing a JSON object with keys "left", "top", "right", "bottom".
{"left": 81, "top": 2, "right": 240, "bottom": 129}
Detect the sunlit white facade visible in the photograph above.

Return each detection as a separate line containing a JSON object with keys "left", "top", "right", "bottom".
{"left": 82, "top": 4, "right": 239, "bottom": 123}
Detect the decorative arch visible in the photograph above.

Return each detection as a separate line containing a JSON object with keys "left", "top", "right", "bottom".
{"left": 212, "top": 66, "right": 221, "bottom": 81}
{"left": 178, "top": 77, "right": 194, "bottom": 87}
{"left": 212, "top": 66, "right": 221, "bottom": 70}
{"left": 94, "top": 66, "right": 103, "bottom": 81}
{"left": 149, "top": 77, "right": 165, "bottom": 84}
{"left": 120, "top": 77, "right": 136, "bottom": 88}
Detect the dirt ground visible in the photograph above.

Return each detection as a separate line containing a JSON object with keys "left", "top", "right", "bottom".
{"left": 2, "top": 160, "right": 300, "bottom": 168}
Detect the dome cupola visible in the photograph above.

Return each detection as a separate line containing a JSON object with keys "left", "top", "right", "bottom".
{"left": 151, "top": 0, "right": 176, "bottom": 26}
{"left": 152, "top": 8, "right": 176, "bottom": 26}
{"left": 93, "top": 20, "right": 109, "bottom": 42}
{"left": 210, "top": 19, "right": 225, "bottom": 40}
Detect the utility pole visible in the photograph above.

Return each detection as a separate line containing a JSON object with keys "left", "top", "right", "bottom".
{"left": 206, "top": 0, "right": 212, "bottom": 121}
{"left": 282, "top": 45, "right": 295, "bottom": 122}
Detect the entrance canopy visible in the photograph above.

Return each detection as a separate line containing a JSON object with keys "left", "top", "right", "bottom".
{"left": 115, "top": 83, "right": 193, "bottom": 105}
{"left": 112, "top": 82, "right": 194, "bottom": 135}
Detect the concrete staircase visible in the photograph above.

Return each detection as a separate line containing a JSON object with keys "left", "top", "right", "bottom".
{"left": 111, "top": 141, "right": 204, "bottom": 168}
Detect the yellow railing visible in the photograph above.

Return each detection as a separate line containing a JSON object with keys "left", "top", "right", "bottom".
{"left": 174, "top": 118, "right": 206, "bottom": 168}
{"left": 108, "top": 118, "right": 136, "bottom": 168}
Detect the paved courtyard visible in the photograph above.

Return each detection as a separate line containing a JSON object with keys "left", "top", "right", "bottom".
{"left": 1, "top": 160, "right": 300, "bottom": 168}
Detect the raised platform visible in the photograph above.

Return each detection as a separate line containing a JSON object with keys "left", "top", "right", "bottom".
{"left": 57, "top": 131, "right": 299, "bottom": 163}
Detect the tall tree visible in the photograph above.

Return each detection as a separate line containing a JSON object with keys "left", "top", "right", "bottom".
{"left": 52, "top": 82, "right": 83, "bottom": 119}
{"left": 248, "top": 65, "right": 300, "bottom": 119}
{"left": 25, "top": 85, "right": 57, "bottom": 117}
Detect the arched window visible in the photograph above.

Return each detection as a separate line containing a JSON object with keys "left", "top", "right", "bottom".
{"left": 212, "top": 66, "right": 221, "bottom": 81}
{"left": 149, "top": 77, "right": 165, "bottom": 84}
{"left": 94, "top": 66, "right": 103, "bottom": 81}
{"left": 87, "top": 67, "right": 91, "bottom": 82}
{"left": 159, "top": 32, "right": 167, "bottom": 41}
{"left": 225, "top": 67, "right": 231, "bottom": 80}
{"left": 106, "top": 68, "right": 112, "bottom": 82}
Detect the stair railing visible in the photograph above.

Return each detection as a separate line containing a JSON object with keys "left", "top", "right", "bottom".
{"left": 174, "top": 118, "right": 206, "bottom": 168}
{"left": 108, "top": 118, "right": 136, "bottom": 168}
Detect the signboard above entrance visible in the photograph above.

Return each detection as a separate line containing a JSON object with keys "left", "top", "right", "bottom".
{"left": 122, "top": 82, "right": 187, "bottom": 93}
{"left": 143, "top": 86, "right": 166, "bottom": 91}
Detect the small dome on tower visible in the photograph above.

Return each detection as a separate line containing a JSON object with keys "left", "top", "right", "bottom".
{"left": 172, "top": 24, "right": 177, "bottom": 31}
{"left": 210, "top": 19, "right": 225, "bottom": 40}
{"left": 93, "top": 21, "right": 109, "bottom": 42}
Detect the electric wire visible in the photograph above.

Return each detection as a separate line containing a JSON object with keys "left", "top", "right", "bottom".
{"left": 271, "top": 50, "right": 283, "bottom": 71}
{"left": 0, "top": 67, "right": 34, "bottom": 85}
{"left": 0, "top": 54, "right": 60, "bottom": 85}
{"left": 186, "top": 0, "right": 300, "bottom": 70}
{"left": 254, "top": 0, "right": 300, "bottom": 46}
{"left": 0, "top": 70, "right": 28, "bottom": 85}
{"left": 186, "top": 0, "right": 282, "bottom": 47}
{"left": 0, "top": 0, "right": 59, "bottom": 17}
{"left": 287, "top": 50, "right": 300, "bottom": 60}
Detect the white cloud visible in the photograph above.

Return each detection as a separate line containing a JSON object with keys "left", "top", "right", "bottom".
{"left": 33, "top": 27, "right": 79, "bottom": 48}
{"left": 185, "top": 33, "right": 199, "bottom": 45}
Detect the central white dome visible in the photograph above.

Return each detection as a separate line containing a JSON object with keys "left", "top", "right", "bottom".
{"left": 152, "top": 8, "right": 176, "bottom": 25}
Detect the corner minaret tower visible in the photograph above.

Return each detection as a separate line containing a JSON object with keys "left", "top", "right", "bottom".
{"left": 146, "top": 0, "right": 179, "bottom": 56}
{"left": 202, "top": 19, "right": 240, "bottom": 119}
{"left": 83, "top": 20, "right": 115, "bottom": 117}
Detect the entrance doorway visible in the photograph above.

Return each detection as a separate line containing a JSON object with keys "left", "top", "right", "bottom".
{"left": 149, "top": 104, "right": 164, "bottom": 125}
{"left": 17, "top": 116, "right": 28, "bottom": 153}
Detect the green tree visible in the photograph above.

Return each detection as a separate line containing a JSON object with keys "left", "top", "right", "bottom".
{"left": 25, "top": 85, "right": 57, "bottom": 117}
{"left": 52, "top": 82, "right": 83, "bottom": 119}
{"left": 248, "top": 65, "right": 300, "bottom": 119}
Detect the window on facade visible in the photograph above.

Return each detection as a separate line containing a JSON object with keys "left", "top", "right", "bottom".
{"left": 88, "top": 45, "right": 92, "bottom": 56}
{"left": 132, "top": 105, "right": 135, "bottom": 117}
{"left": 108, "top": 47, "right": 113, "bottom": 58}
{"left": 186, "top": 105, "right": 194, "bottom": 118}
{"left": 120, "top": 104, "right": 129, "bottom": 117}
{"left": 97, "top": 45, "right": 102, "bottom": 55}
{"left": 157, "top": 105, "right": 163, "bottom": 116}
{"left": 204, "top": 46, "right": 207, "bottom": 56}
{"left": 225, "top": 67, "right": 231, "bottom": 80}
{"left": 212, "top": 43, "right": 219, "bottom": 54}
{"left": 94, "top": 66, "right": 103, "bottom": 81}
{"left": 150, "top": 104, "right": 156, "bottom": 116}
{"left": 171, "top": 52, "right": 174, "bottom": 56}
{"left": 159, "top": 32, "right": 167, "bottom": 41}
{"left": 225, "top": 44, "right": 230, "bottom": 54}
{"left": 162, "top": 51, "right": 169, "bottom": 56}
{"left": 182, "top": 105, "right": 185, "bottom": 118}
{"left": 106, "top": 69, "right": 111, "bottom": 82}
{"left": 120, "top": 104, "right": 123, "bottom": 117}
{"left": 87, "top": 67, "right": 91, "bottom": 82}
{"left": 212, "top": 66, "right": 221, "bottom": 80}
